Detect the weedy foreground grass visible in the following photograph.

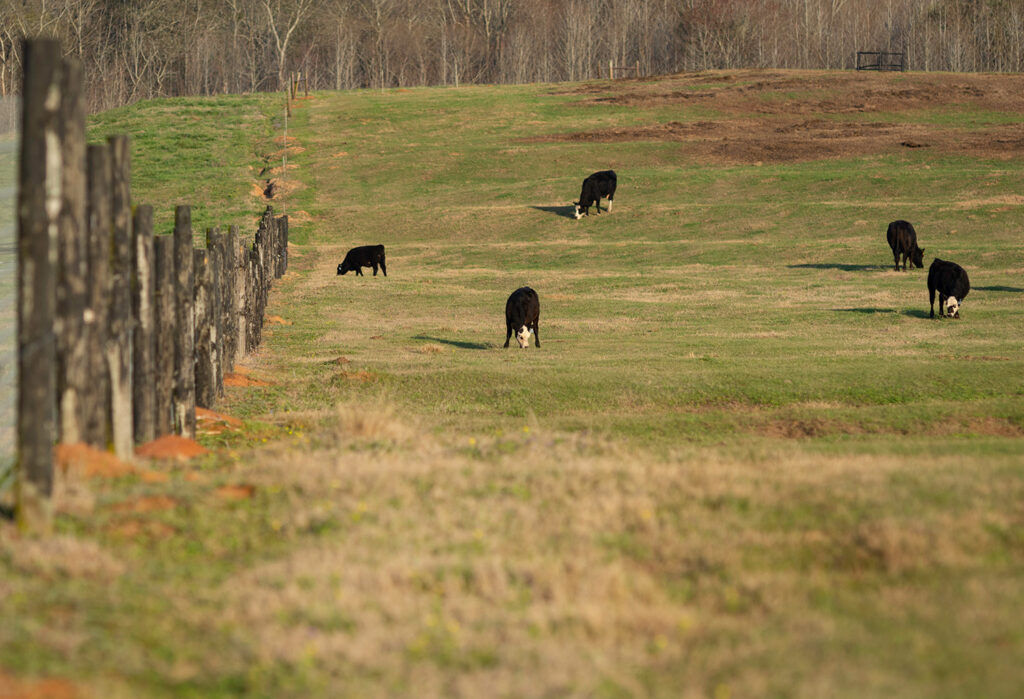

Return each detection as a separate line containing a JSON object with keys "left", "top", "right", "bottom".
{"left": 1, "top": 70, "right": 1023, "bottom": 697}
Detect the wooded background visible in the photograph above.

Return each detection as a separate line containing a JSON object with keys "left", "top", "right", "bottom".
{"left": 1, "top": 0, "right": 1022, "bottom": 113}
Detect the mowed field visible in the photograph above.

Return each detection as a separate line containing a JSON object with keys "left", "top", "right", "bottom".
{"left": 2, "top": 70, "right": 1024, "bottom": 697}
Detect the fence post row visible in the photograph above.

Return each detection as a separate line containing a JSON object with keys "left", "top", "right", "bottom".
{"left": 14, "top": 38, "right": 290, "bottom": 530}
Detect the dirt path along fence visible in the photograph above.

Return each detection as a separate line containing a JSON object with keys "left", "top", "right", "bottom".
{"left": 11, "top": 38, "right": 288, "bottom": 531}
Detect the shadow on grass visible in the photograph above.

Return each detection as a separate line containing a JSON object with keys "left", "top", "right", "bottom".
{"left": 414, "top": 335, "right": 493, "bottom": 350}
{"left": 975, "top": 285, "right": 1024, "bottom": 293}
{"left": 834, "top": 307, "right": 897, "bottom": 314}
{"left": 902, "top": 309, "right": 932, "bottom": 319}
{"left": 789, "top": 263, "right": 884, "bottom": 272}
{"left": 531, "top": 205, "right": 578, "bottom": 219}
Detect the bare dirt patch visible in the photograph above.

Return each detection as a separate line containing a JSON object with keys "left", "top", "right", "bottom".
{"left": 215, "top": 484, "right": 256, "bottom": 501}
{"left": 0, "top": 670, "right": 79, "bottom": 699}
{"left": 135, "top": 435, "right": 208, "bottom": 460}
{"left": 225, "top": 372, "right": 273, "bottom": 387}
{"left": 55, "top": 443, "right": 168, "bottom": 483}
{"left": 196, "top": 407, "right": 244, "bottom": 435}
{"left": 534, "top": 70, "right": 1024, "bottom": 164}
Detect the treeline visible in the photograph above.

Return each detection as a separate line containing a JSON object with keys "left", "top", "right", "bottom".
{"left": 1, "top": 0, "right": 1022, "bottom": 112}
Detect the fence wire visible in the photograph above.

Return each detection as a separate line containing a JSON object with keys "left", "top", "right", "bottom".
{"left": 0, "top": 96, "right": 18, "bottom": 494}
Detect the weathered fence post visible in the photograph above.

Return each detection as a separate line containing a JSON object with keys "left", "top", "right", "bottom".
{"left": 193, "top": 248, "right": 214, "bottom": 409}
{"left": 277, "top": 215, "right": 288, "bottom": 277}
{"left": 173, "top": 205, "right": 196, "bottom": 438}
{"left": 153, "top": 236, "right": 175, "bottom": 437}
{"left": 83, "top": 144, "right": 111, "bottom": 449}
{"left": 16, "top": 38, "right": 62, "bottom": 530}
{"left": 108, "top": 136, "right": 133, "bottom": 460}
{"left": 56, "top": 56, "right": 87, "bottom": 446}
{"left": 224, "top": 226, "right": 239, "bottom": 371}
{"left": 206, "top": 228, "right": 226, "bottom": 397}
{"left": 132, "top": 205, "right": 155, "bottom": 444}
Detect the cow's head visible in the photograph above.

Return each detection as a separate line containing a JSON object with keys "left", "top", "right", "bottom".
{"left": 515, "top": 325, "right": 532, "bottom": 348}
{"left": 337, "top": 262, "right": 348, "bottom": 275}
{"left": 945, "top": 297, "right": 959, "bottom": 318}
{"left": 912, "top": 247, "right": 925, "bottom": 269}
{"left": 573, "top": 202, "right": 583, "bottom": 219}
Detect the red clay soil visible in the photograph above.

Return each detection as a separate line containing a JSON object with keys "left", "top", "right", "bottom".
{"left": 215, "top": 484, "right": 256, "bottom": 500}
{"left": 135, "top": 435, "right": 208, "bottom": 460}
{"left": 531, "top": 69, "right": 1024, "bottom": 164}
{"left": 196, "top": 407, "right": 244, "bottom": 435}
{"left": 0, "top": 670, "right": 78, "bottom": 699}
{"left": 55, "top": 443, "right": 168, "bottom": 483}
{"left": 266, "top": 315, "right": 293, "bottom": 325}
{"left": 224, "top": 372, "right": 272, "bottom": 387}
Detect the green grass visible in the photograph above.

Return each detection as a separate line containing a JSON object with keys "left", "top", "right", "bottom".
{"left": 1, "top": 71, "right": 1023, "bottom": 697}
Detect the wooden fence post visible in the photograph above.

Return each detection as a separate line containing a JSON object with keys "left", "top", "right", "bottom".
{"left": 277, "top": 215, "right": 289, "bottom": 277}
{"left": 193, "top": 249, "right": 214, "bottom": 409}
{"left": 224, "top": 226, "right": 239, "bottom": 371}
{"left": 16, "top": 38, "right": 62, "bottom": 530}
{"left": 56, "top": 56, "right": 87, "bottom": 446}
{"left": 153, "top": 236, "right": 175, "bottom": 437}
{"left": 83, "top": 144, "right": 111, "bottom": 449}
{"left": 132, "top": 205, "right": 155, "bottom": 444}
{"left": 108, "top": 136, "right": 133, "bottom": 460}
{"left": 206, "top": 228, "right": 225, "bottom": 397}
{"left": 173, "top": 205, "right": 195, "bottom": 438}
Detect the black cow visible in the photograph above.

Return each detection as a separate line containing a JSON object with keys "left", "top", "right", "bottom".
{"left": 337, "top": 244, "right": 387, "bottom": 277}
{"left": 928, "top": 258, "right": 970, "bottom": 319}
{"left": 574, "top": 170, "right": 617, "bottom": 219}
{"left": 504, "top": 287, "right": 540, "bottom": 348}
{"left": 886, "top": 220, "right": 925, "bottom": 271}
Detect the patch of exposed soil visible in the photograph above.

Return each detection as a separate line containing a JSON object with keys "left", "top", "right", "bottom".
{"left": 0, "top": 670, "right": 79, "bottom": 699}
{"left": 215, "top": 484, "right": 256, "bottom": 500}
{"left": 196, "top": 407, "right": 244, "bottom": 435}
{"left": 135, "top": 435, "right": 208, "bottom": 460}
{"left": 535, "top": 69, "right": 1024, "bottom": 164}
{"left": 55, "top": 443, "right": 168, "bottom": 482}
{"left": 225, "top": 372, "right": 273, "bottom": 387}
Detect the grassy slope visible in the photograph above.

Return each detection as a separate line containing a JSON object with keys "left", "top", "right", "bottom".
{"left": 0, "top": 73, "right": 1022, "bottom": 697}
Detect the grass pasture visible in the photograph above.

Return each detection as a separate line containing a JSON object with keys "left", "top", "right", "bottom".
{"left": 1, "top": 70, "right": 1023, "bottom": 697}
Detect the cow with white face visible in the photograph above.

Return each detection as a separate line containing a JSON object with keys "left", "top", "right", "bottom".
{"left": 574, "top": 170, "right": 617, "bottom": 219}
{"left": 945, "top": 296, "right": 960, "bottom": 318}
{"left": 504, "top": 286, "right": 540, "bottom": 349}
{"left": 927, "top": 258, "right": 970, "bottom": 319}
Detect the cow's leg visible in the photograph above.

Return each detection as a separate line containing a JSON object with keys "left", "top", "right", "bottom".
{"left": 356, "top": 267, "right": 363, "bottom": 276}
{"left": 606, "top": 196, "right": 613, "bottom": 212}
{"left": 372, "top": 263, "right": 378, "bottom": 276}
{"left": 504, "top": 323, "right": 512, "bottom": 348}
{"left": 929, "top": 287, "right": 936, "bottom": 317}
{"left": 939, "top": 293, "right": 947, "bottom": 317}
{"left": 533, "top": 319, "right": 540, "bottom": 348}
{"left": 893, "top": 251, "right": 900, "bottom": 271}
{"left": 380, "top": 259, "right": 387, "bottom": 277}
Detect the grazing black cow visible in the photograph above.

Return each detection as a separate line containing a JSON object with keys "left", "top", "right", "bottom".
{"left": 337, "top": 244, "right": 387, "bottom": 277}
{"left": 928, "top": 258, "right": 970, "bottom": 319}
{"left": 886, "top": 220, "right": 925, "bottom": 271}
{"left": 504, "top": 287, "right": 540, "bottom": 348}
{"left": 574, "top": 170, "right": 617, "bottom": 219}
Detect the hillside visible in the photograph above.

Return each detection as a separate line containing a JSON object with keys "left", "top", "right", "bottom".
{"left": 2, "top": 70, "right": 1023, "bottom": 697}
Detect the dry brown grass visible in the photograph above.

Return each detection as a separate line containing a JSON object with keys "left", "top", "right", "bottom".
{"left": 152, "top": 408, "right": 1017, "bottom": 696}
